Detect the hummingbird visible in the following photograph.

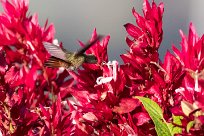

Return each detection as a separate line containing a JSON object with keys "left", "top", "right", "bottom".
{"left": 43, "top": 36, "right": 102, "bottom": 70}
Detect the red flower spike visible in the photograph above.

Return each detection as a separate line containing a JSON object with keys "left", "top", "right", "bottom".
{"left": 174, "top": 23, "right": 204, "bottom": 71}
{"left": 0, "top": 0, "right": 76, "bottom": 134}
{"left": 121, "top": 1, "right": 164, "bottom": 109}
{"left": 169, "top": 23, "right": 204, "bottom": 134}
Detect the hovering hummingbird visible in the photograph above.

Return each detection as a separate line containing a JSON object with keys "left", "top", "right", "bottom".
{"left": 43, "top": 36, "right": 102, "bottom": 70}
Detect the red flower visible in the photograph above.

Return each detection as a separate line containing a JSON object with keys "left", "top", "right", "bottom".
{"left": 1, "top": 0, "right": 204, "bottom": 135}
{"left": 121, "top": 0, "right": 164, "bottom": 103}
{"left": 173, "top": 23, "right": 204, "bottom": 103}
{"left": 123, "top": 0, "right": 163, "bottom": 61}
{"left": 169, "top": 23, "right": 204, "bottom": 134}
{"left": 0, "top": 0, "right": 74, "bottom": 135}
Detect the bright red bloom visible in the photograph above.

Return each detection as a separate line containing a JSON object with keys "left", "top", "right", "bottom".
{"left": 0, "top": 0, "right": 73, "bottom": 135}
{"left": 123, "top": 0, "right": 163, "bottom": 61}
{"left": 169, "top": 23, "right": 204, "bottom": 134}
{"left": 121, "top": 0, "right": 164, "bottom": 104}
{"left": 119, "top": 1, "right": 164, "bottom": 134}
{"left": 172, "top": 23, "right": 204, "bottom": 102}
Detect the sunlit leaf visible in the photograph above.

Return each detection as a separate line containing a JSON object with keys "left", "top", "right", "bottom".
{"left": 135, "top": 96, "right": 173, "bottom": 136}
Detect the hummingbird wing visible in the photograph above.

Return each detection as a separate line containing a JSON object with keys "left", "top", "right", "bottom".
{"left": 44, "top": 56, "right": 72, "bottom": 69}
{"left": 43, "top": 42, "right": 68, "bottom": 60}
{"left": 75, "top": 35, "right": 103, "bottom": 56}
{"left": 43, "top": 42, "right": 73, "bottom": 69}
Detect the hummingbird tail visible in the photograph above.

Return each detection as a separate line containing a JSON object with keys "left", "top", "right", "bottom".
{"left": 44, "top": 56, "right": 70, "bottom": 68}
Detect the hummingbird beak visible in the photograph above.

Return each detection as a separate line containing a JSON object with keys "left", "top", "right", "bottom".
{"left": 84, "top": 54, "right": 98, "bottom": 63}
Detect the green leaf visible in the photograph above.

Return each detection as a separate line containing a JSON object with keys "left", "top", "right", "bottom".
{"left": 168, "top": 115, "right": 182, "bottom": 135}
{"left": 187, "top": 121, "right": 194, "bottom": 133}
{"left": 134, "top": 96, "right": 173, "bottom": 136}
{"left": 172, "top": 115, "right": 183, "bottom": 125}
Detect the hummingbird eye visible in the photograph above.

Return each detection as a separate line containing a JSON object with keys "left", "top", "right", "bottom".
{"left": 84, "top": 55, "right": 98, "bottom": 63}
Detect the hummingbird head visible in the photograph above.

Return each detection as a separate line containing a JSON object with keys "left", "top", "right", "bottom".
{"left": 84, "top": 54, "right": 98, "bottom": 63}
